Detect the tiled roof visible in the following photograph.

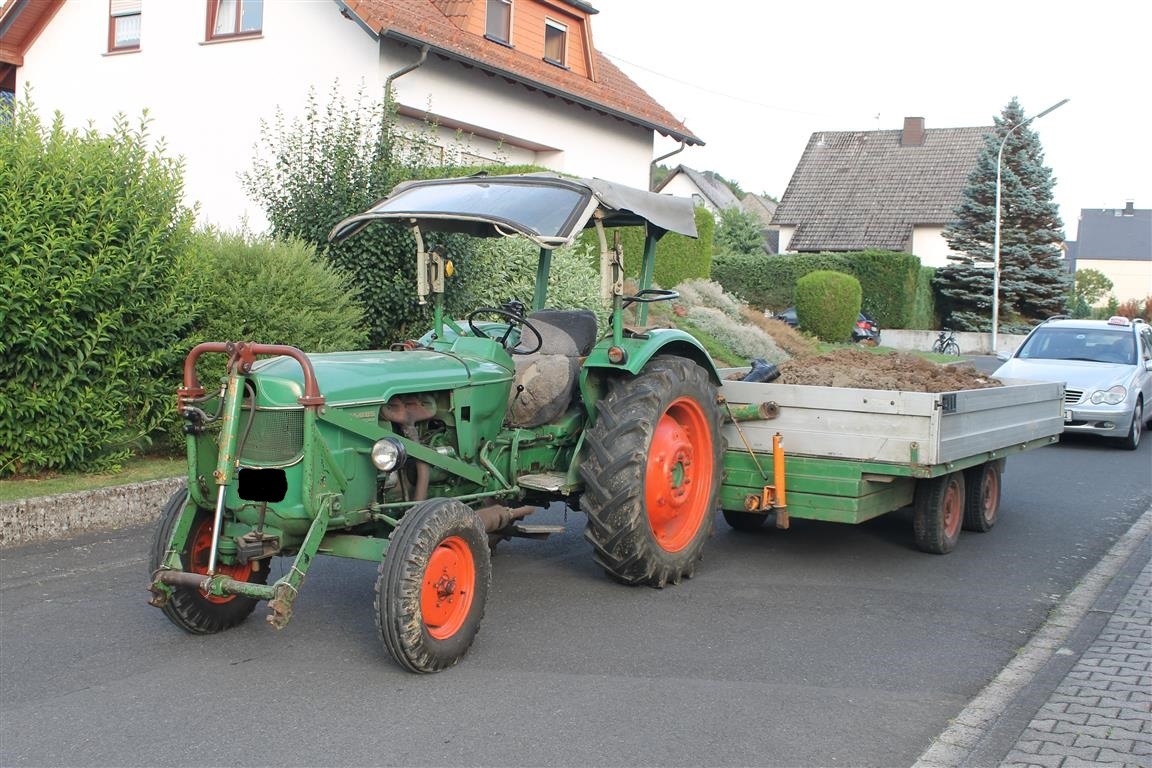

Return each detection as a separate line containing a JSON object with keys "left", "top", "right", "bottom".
{"left": 772, "top": 126, "right": 990, "bottom": 251}
{"left": 741, "top": 193, "right": 777, "bottom": 225}
{"left": 654, "top": 165, "right": 739, "bottom": 209}
{"left": 1076, "top": 206, "right": 1152, "bottom": 262}
{"left": 343, "top": 0, "right": 701, "bottom": 145}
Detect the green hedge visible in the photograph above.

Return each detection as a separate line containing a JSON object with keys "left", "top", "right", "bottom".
{"left": 579, "top": 206, "right": 714, "bottom": 288}
{"left": 712, "top": 249, "right": 921, "bottom": 328}
{"left": 794, "top": 271, "right": 861, "bottom": 342}
{"left": 0, "top": 105, "right": 196, "bottom": 476}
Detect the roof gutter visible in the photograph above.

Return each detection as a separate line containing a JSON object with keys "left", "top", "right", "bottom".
{"left": 380, "top": 29, "right": 703, "bottom": 146}
{"left": 385, "top": 43, "right": 429, "bottom": 95}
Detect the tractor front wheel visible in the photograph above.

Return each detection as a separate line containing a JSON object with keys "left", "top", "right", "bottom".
{"left": 150, "top": 488, "right": 266, "bottom": 634}
{"left": 581, "top": 357, "right": 723, "bottom": 587}
{"left": 376, "top": 498, "right": 492, "bottom": 673}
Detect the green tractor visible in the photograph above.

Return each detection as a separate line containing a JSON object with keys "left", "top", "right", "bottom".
{"left": 148, "top": 174, "right": 724, "bottom": 673}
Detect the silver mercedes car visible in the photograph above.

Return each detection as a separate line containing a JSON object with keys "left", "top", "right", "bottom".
{"left": 994, "top": 316, "right": 1152, "bottom": 450}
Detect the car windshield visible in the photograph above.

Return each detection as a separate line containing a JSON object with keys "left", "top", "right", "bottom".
{"left": 1017, "top": 327, "right": 1136, "bottom": 365}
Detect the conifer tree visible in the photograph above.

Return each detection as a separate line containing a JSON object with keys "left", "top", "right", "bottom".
{"left": 933, "top": 98, "right": 1069, "bottom": 331}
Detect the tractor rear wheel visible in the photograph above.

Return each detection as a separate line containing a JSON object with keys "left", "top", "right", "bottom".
{"left": 376, "top": 498, "right": 491, "bottom": 673}
{"left": 150, "top": 488, "right": 266, "bottom": 634}
{"left": 581, "top": 357, "right": 723, "bottom": 587}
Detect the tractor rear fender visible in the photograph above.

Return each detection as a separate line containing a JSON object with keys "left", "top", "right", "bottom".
{"left": 578, "top": 330, "right": 721, "bottom": 424}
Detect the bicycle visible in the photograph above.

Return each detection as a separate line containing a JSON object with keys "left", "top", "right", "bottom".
{"left": 932, "top": 329, "right": 961, "bottom": 356}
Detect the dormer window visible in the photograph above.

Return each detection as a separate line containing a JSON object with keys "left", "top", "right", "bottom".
{"left": 485, "top": 0, "right": 512, "bottom": 44}
{"left": 108, "top": 0, "right": 141, "bottom": 52}
{"left": 544, "top": 18, "right": 567, "bottom": 66}
{"left": 207, "top": 0, "right": 263, "bottom": 41}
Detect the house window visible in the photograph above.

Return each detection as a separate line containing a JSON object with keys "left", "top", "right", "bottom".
{"left": 207, "top": 0, "right": 263, "bottom": 40}
{"left": 544, "top": 19, "right": 567, "bottom": 66}
{"left": 485, "top": 0, "right": 511, "bottom": 44}
{"left": 108, "top": 0, "right": 141, "bottom": 52}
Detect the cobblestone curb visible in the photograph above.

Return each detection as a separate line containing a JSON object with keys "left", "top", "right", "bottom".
{"left": 914, "top": 504, "right": 1152, "bottom": 768}
{"left": 0, "top": 477, "right": 184, "bottom": 549}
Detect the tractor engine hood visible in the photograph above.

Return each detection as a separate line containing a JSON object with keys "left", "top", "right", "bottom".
{"left": 244, "top": 349, "right": 513, "bottom": 408}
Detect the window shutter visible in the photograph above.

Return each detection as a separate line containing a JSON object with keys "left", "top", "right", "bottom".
{"left": 110, "top": 0, "right": 141, "bottom": 16}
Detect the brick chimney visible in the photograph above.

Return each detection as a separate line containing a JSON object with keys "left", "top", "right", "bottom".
{"left": 901, "top": 116, "right": 925, "bottom": 146}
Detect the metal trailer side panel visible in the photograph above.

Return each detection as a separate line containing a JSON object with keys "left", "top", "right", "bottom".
{"left": 720, "top": 378, "right": 1063, "bottom": 466}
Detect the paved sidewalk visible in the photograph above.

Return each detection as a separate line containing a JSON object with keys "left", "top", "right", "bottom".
{"left": 917, "top": 506, "right": 1152, "bottom": 768}
{"left": 1000, "top": 553, "right": 1151, "bottom": 768}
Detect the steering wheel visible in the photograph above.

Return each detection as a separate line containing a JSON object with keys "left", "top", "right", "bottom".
{"left": 622, "top": 288, "right": 679, "bottom": 308}
{"left": 465, "top": 306, "right": 543, "bottom": 355}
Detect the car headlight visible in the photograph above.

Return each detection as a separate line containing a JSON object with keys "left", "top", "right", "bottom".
{"left": 371, "top": 438, "right": 407, "bottom": 471}
{"left": 1089, "top": 385, "right": 1126, "bottom": 405}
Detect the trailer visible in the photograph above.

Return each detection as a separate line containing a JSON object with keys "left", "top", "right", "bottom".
{"left": 716, "top": 375, "right": 1065, "bottom": 553}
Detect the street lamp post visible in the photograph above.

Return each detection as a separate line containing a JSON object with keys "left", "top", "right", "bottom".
{"left": 990, "top": 97, "right": 1069, "bottom": 353}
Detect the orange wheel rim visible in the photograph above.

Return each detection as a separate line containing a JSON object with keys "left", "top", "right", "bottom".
{"left": 421, "top": 536, "right": 476, "bottom": 640}
{"left": 982, "top": 470, "right": 1000, "bottom": 523}
{"left": 644, "top": 397, "right": 714, "bottom": 552}
{"left": 188, "top": 518, "right": 253, "bottom": 604}
{"left": 943, "top": 478, "right": 963, "bottom": 538}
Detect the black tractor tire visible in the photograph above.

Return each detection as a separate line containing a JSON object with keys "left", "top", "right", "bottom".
{"left": 150, "top": 487, "right": 267, "bottom": 634}
{"left": 962, "top": 461, "right": 1003, "bottom": 532}
{"left": 912, "top": 472, "right": 965, "bottom": 554}
{"left": 722, "top": 509, "right": 770, "bottom": 531}
{"left": 376, "top": 498, "right": 492, "bottom": 674}
{"left": 581, "top": 357, "right": 724, "bottom": 587}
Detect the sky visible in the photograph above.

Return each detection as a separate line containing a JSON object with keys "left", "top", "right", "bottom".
{"left": 591, "top": 0, "right": 1152, "bottom": 241}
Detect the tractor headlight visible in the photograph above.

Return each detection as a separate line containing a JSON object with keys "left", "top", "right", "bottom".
{"left": 371, "top": 438, "right": 407, "bottom": 471}
{"left": 1089, "top": 386, "right": 1126, "bottom": 405}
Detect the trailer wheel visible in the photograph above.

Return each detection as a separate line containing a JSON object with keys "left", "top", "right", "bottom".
{"left": 722, "top": 509, "right": 769, "bottom": 531}
{"left": 376, "top": 498, "right": 491, "bottom": 673}
{"left": 912, "top": 472, "right": 965, "bottom": 554}
{"left": 962, "top": 461, "right": 1002, "bottom": 532}
{"left": 149, "top": 488, "right": 266, "bottom": 634}
{"left": 581, "top": 357, "right": 723, "bottom": 587}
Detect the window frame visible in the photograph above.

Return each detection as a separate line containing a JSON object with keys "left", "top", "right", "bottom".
{"left": 543, "top": 17, "right": 567, "bottom": 66}
{"left": 206, "top": 0, "right": 263, "bottom": 42}
{"left": 485, "top": 0, "right": 512, "bottom": 45}
{"left": 108, "top": 0, "right": 141, "bottom": 53}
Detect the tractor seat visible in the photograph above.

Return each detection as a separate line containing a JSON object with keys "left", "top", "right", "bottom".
{"left": 507, "top": 309, "right": 599, "bottom": 427}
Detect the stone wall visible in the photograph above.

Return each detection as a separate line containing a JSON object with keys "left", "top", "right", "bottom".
{"left": 0, "top": 477, "right": 184, "bottom": 549}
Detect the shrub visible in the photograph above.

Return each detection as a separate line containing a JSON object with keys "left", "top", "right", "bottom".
{"left": 579, "top": 206, "right": 715, "bottom": 289}
{"left": 460, "top": 236, "right": 607, "bottom": 329}
{"left": 685, "top": 307, "right": 788, "bottom": 364}
{"left": 674, "top": 278, "right": 742, "bottom": 319}
{"left": 0, "top": 102, "right": 196, "bottom": 476}
{"left": 182, "top": 231, "right": 369, "bottom": 353}
{"left": 910, "top": 266, "right": 938, "bottom": 329}
{"left": 1115, "top": 296, "right": 1152, "bottom": 322}
{"left": 794, "top": 271, "right": 861, "bottom": 342}
{"left": 712, "top": 249, "right": 921, "bottom": 328}
{"left": 241, "top": 84, "right": 553, "bottom": 347}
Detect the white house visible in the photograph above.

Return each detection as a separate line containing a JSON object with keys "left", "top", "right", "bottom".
{"left": 1, "top": 0, "right": 701, "bottom": 229}
{"left": 772, "top": 117, "right": 990, "bottom": 268}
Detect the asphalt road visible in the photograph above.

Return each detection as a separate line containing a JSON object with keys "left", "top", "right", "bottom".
{"left": 2, "top": 433, "right": 1149, "bottom": 767}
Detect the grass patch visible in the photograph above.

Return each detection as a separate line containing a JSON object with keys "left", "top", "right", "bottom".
{"left": 671, "top": 317, "right": 747, "bottom": 368}
{"left": 0, "top": 455, "right": 184, "bottom": 503}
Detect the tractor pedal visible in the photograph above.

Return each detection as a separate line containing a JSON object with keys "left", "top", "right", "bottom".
{"left": 509, "top": 523, "right": 565, "bottom": 539}
{"left": 516, "top": 472, "right": 570, "bottom": 492}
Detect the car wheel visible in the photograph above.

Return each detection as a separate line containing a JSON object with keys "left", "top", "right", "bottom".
{"left": 1117, "top": 397, "right": 1143, "bottom": 451}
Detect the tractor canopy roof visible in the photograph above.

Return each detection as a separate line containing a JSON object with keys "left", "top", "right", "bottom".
{"left": 328, "top": 173, "right": 697, "bottom": 248}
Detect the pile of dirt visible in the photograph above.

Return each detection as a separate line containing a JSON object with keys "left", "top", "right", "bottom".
{"left": 776, "top": 348, "right": 1001, "bottom": 393}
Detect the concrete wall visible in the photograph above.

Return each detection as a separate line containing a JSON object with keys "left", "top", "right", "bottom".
{"left": 881, "top": 329, "right": 1027, "bottom": 357}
